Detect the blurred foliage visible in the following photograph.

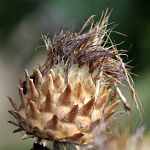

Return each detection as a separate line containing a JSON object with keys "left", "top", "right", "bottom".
{"left": 0, "top": 0, "right": 150, "bottom": 149}
{"left": 0, "top": 0, "right": 40, "bottom": 43}
{"left": 0, "top": 0, "right": 150, "bottom": 72}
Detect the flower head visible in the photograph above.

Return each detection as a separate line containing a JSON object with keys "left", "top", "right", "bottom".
{"left": 8, "top": 11, "right": 141, "bottom": 148}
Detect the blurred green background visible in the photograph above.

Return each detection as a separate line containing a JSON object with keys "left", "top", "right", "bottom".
{"left": 0, "top": 0, "right": 150, "bottom": 149}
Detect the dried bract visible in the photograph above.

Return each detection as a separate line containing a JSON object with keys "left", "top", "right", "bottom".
{"left": 8, "top": 11, "right": 140, "bottom": 148}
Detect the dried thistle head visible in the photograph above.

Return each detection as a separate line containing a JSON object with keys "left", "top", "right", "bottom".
{"left": 8, "top": 10, "right": 141, "bottom": 148}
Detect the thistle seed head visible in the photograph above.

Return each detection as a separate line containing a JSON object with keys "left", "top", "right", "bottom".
{"left": 8, "top": 11, "right": 141, "bottom": 147}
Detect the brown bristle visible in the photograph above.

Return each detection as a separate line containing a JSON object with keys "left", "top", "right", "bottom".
{"left": 8, "top": 110, "right": 18, "bottom": 119}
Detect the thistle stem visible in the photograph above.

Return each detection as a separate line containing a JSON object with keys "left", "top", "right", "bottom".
{"left": 31, "top": 143, "right": 51, "bottom": 150}
{"left": 53, "top": 141, "right": 61, "bottom": 150}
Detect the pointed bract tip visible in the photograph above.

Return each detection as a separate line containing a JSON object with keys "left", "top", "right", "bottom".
{"left": 28, "top": 100, "right": 40, "bottom": 119}
{"left": 79, "top": 97, "right": 95, "bottom": 116}
{"left": 46, "top": 115, "right": 59, "bottom": 130}
{"left": 64, "top": 105, "right": 79, "bottom": 122}
{"left": 7, "top": 96, "right": 17, "bottom": 110}
{"left": 18, "top": 86, "right": 26, "bottom": 107}
{"left": 59, "top": 83, "right": 73, "bottom": 105}
{"left": 29, "top": 78, "right": 39, "bottom": 100}
{"left": 41, "top": 91, "right": 54, "bottom": 112}
{"left": 34, "top": 68, "right": 42, "bottom": 86}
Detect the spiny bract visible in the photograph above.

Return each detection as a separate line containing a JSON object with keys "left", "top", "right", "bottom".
{"left": 8, "top": 11, "right": 139, "bottom": 147}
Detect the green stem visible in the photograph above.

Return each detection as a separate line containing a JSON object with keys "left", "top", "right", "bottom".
{"left": 31, "top": 143, "right": 51, "bottom": 150}
{"left": 53, "top": 141, "right": 61, "bottom": 150}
